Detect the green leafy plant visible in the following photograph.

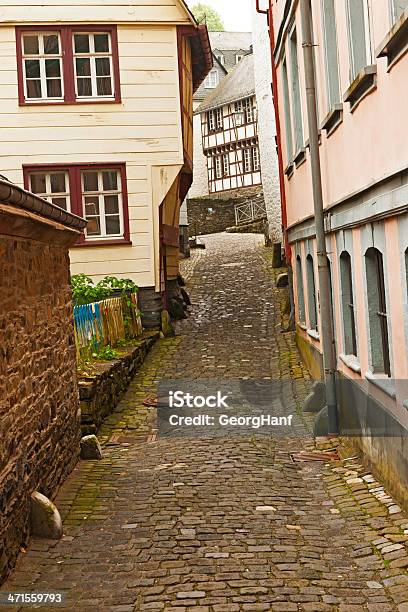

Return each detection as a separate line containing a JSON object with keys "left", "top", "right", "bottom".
{"left": 71, "top": 274, "right": 138, "bottom": 306}
{"left": 92, "top": 345, "right": 119, "bottom": 361}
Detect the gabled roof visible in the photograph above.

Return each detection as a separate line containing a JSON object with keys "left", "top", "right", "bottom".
{"left": 195, "top": 52, "right": 255, "bottom": 113}
{"left": 209, "top": 31, "right": 252, "bottom": 51}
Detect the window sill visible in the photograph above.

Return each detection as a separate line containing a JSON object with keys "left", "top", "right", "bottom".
{"left": 365, "top": 371, "right": 396, "bottom": 399}
{"left": 19, "top": 98, "right": 121, "bottom": 107}
{"left": 321, "top": 104, "right": 343, "bottom": 137}
{"left": 307, "top": 329, "right": 320, "bottom": 340}
{"left": 376, "top": 8, "right": 408, "bottom": 70}
{"left": 284, "top": 163, "right": 294, "bottom": 179}
{"left": 305, "top": 131, "right": 322, "bottom": 148}
{"left": 297, "top": 322, "right": 308, "bottom": 331}
{"left": 293, "top": 147, "right": 307, "bottom": 168}
{"left": 339, "top": 353, "right": 361, "bottom": 374}
{"left": 72, "top": 239, "right": 132, "bottom": 248}
{"left": 343, "top": 65, "right": 377, "bottom": 112}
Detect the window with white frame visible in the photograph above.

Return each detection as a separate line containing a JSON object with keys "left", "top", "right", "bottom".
{"left": 243, "top": 97, "right": 255, "bottom": 123}
{"left": 252, "top": 147, "right": 260, "bottom": 171}
{"left": 73, "top": 32, "right": 114, "bottom": 98}
{"left": 321, "top": 0, "right": 341, "bottom": 109}
{"left": 82, "top": 169, "right": 123, "bottom": 239}
{"left": 29, "top": 170, "right": 70, "bottom": 210}
{"left": 243, "top": 148, "right": 252, "bottom": 173}
{"left": 222, "top": 153, "right": 230, "bottom": 176}
{"left": 236, "top": 54, "right": 243, "bottom": 63}
{"left": 243, "top": 146, "right": 260, "bottom": 173}
{"left": 22, "top": 32, "right": 63, "bottom": 100}
{"left": 207, "top": 110, "right": 215, "bottom": 131}
{"left": 205, "top": 69, "right": 219, "bottom": 88}
{"left": 215, "top": 53, "right": 224, "bottom": 65}
{"left": 215, "top": 107, "right": 223, "bottom": 129}
{"left": 214, "top": 156, "right": 223, "bottom": 179}
{"left": 390, "top": 0, "right": 408, "bottom": 22}
{"left": 289, "top": 27, "right": 304, "bottom": 153}
{"left": 346, "top": 0, "right": 372, "bottom": 80}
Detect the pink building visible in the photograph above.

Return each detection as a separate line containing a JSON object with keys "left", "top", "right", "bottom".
{"left": 270, "top": 0, "right": 408, "bottom": 502}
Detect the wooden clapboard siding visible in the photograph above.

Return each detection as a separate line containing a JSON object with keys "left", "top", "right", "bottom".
{"left": 0, "top": 0, "right": 192, "bottom": 24}
{"left": 0, "top": 22, "right": 187, "bottom": 288}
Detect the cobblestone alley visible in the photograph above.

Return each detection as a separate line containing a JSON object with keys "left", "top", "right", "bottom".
{"left": 3, "top": 234, "right": 408, "bottom": 612}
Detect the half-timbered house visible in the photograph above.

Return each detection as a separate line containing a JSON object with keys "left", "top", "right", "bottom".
{"left": 196, "top": 53, "right": 261, "bottom": 194}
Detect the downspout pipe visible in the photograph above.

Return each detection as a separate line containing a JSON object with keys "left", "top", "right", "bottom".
{"left": 299, "top": 0, "right": 339, "bottom": 436}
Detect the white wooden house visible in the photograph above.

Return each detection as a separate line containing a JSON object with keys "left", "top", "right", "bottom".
{"left": 0, "top": 0, "right": 212, "bottom": 324}
{"left": 196, "top": 54, "right": 261, "bottom": 194}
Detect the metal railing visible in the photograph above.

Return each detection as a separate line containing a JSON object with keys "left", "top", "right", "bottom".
{"left": 234, "top": 200, "right": 267, "bottom": 225}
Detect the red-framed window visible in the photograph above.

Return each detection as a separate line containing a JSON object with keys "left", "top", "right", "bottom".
{"left": 23, "top": 163, "right": 130, "bottom": 246}
{"left": 16, "top": 25, "right": 121, "bottom": 105}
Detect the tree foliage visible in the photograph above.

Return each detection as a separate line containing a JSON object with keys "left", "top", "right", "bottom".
{"left": 191, "top": 3, "right": 225, "bottom": 31}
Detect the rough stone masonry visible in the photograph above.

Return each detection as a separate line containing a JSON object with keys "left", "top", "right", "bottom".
{"left": 0, "top": 197, "right": 84, "bottom": 582}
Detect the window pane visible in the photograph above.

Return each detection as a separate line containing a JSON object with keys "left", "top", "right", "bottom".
{"left": 50, "top": 173, "right": 66, "bottom": 193}
{"left": 30, "top": 174, "right": 46, "bottom": 193}
{"left": 94, "top": 34, "right": 109, "bottom": 53}
{"left": 106, "top": 216, "right": 120, "bottom": 235}
{"left": 45, "top": 59, "right": 61, "bottom": 78}
{"left": 83, "top": 173, "right": 99, "bottom": 192}
{"left": 96, "top": 57, "right": 111, "bottom": 76}
{"left": 25, "top": 59, "right": 40, "bottom": 78}
{"left": 46, "top": 79, "right": 62, "bottom": 98}
{"left": 76, "top": 57, "right": 91, "bottom": 76}
{"left": 74, "top": 34, "right": 90, "bottom": 53}
{"left": 104, "top": 195, "right": 119, "bottom": 214}
{"left": 51, "top": 197, "right": 67, "bottom": 210}
{"left": 84, "top": 196, "right": 100, "bottom": 214}
{"left": 86, "top": 217, "right": 101, "bottom": 236}
{"left": 102, "top": 171, "right": 117, "bottom": 191}
{"left": 26, "top": 80, "right": 42, "bottom": 98}
{"left": 77, "top": 78, "right": 92, "bottom": 97}
{"left": 96, "top": 77, "right": 112, "bottom": 96}
{"left": 44, "top": 35, "right": 59, "bottom": 55}
{"left": 23, "top": 36, "right": 39, "bottom": 55}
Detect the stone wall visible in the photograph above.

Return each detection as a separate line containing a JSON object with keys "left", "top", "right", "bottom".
{"left": 187, "top": 187, "right": 263, "bottom": 236}
{"left": 0, "top": 206, "right": 82, "bottom": 583}
{"left": 79, "top": 332, "right": 159, "bottom": 433}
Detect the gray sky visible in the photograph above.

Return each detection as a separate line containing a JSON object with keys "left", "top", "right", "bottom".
{"left": 187, "top": 0, "right": 253, "bottom": 32}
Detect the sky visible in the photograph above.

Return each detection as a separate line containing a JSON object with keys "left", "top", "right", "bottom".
{"left": 186, "top": 0, "right": 253, "bottom": 32}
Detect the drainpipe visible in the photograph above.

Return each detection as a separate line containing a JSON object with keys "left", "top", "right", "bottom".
{"left": 256, "top": 0, "right": 295, "bottom": 328}
{"left": 299, "top": 0, "right": 339, "bottom": 435}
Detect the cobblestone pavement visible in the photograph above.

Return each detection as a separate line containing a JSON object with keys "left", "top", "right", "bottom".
{"left": 3, "top": 233, "right": 408, "bottom": 612}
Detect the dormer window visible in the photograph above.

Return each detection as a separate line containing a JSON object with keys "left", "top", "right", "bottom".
{"left": 16, "top": 26, "right": 121, "bottom": 105}
{"left": 204, "top": 69, "right": 219, "bottom": 89}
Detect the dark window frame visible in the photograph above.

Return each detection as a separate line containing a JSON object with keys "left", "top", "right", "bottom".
{"left": 365, "top": 247, "right": 391, "bottom": 377}
{"left": 23, "top": 162, "right": 130, "bottom": 246}
{"left": 16, "top": 25, "right": 121, "bottom": 106}
{"left": 340, "top": 251, "right": 358, "bottom": 357}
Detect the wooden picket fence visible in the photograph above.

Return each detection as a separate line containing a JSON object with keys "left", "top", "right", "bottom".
{"left": 74, "top": 292, "right": 143, "bottom": 358}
